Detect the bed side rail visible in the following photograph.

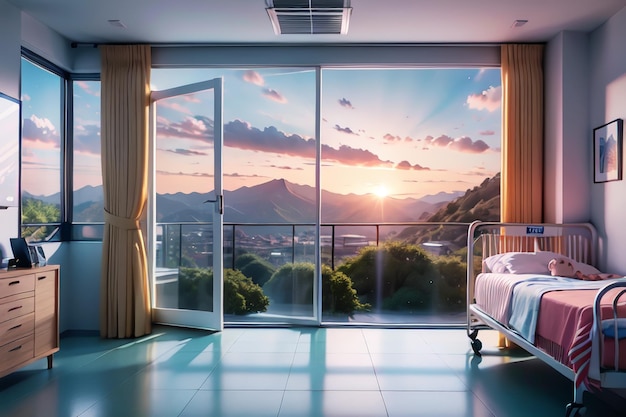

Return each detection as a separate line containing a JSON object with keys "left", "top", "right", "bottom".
{"left": 593, "top": 280, "right": 626, "bottom": 374}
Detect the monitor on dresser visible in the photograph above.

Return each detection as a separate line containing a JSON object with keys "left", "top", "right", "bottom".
{"left": 9, "top": 238, "right": 33, "bottom": 268}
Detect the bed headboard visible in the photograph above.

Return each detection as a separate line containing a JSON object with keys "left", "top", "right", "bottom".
{"left": 466, "top": 221, "right": 599, "bottom": 308}
{"left": 467, "top": 221, "right": 598, "bottom": 270}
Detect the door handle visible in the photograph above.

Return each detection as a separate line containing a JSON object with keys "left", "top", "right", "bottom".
{"left": 203, "top": 195, "right": 224, "bottom": 215}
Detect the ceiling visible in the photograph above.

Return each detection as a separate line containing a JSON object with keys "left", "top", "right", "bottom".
{"left": 7, "top": 0, "right": 626, "bottom": 45}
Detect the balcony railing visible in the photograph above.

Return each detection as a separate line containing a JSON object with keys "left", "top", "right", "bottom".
{"left": 156, "top": 221, "right": 472, "bottom": 325}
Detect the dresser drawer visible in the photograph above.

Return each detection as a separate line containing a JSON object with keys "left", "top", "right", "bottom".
{"left": 0, "top": 334, "right": 34, "bottom": 374}
{"left": 0, "top": 312, "right": 34, "bottom": 347}
{"left": 0, "top": 273, "right": 35, "bottom": 299}
{"left": 0, "top": 293, "right": 35, "bottom": 323}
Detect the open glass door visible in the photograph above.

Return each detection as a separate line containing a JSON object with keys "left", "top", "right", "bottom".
{"left": 149, "top": 79, "right": 224, "bottom": 330}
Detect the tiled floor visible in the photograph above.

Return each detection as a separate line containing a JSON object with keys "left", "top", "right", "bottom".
{"left": 0, "top": 326, "right": 625, "bottom": 417}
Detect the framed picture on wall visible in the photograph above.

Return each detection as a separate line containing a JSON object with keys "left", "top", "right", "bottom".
{"left": 593, "top": 118, "right": 623, "bottom": 183}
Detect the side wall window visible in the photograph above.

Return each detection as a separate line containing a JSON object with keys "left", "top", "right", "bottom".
{"left": 21, "top": 54, "right": 103, "bottom": 242}
{"left": 20, "top": 57, "right": 63, "bottom": 241}
{"left": 72, "top": 80, "right": 103, "bottom": 225}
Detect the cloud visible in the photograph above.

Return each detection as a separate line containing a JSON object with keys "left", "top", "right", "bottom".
{"left": 242, "top": 70, "right": 265, "bottom": 86}
{"left": 22, "top": 115, "right": 60, "bottom": 148}
{"left": 157, "top": 115, "right": 214, "bottom": 141}
{"left": 73, "top": 124, "right": 100, "bottom": 155}
{"left": 334, "top": 124, "right": 358, "bottom": 135}
{"left": 396, "top": 160, "right": 429, "bottom": 171}
{"left": 338, "top": 98, "right": 354, "bottom": 109}
{"left": 262, "top": 88, "right": 287, "bottom": 103}
{"left": 159, "top": 99, "right": 193, "bottom": 115}
{"left": 268, "top": 164, "right": 303, "bottom": 170}
{"left": 163, "top": 148, "right": 208, "bottom": 156}
{"left": 224, "top": 119, "right": 392, "bottom": 167}
{"left": 75, "top": 81, "right": 101, "bottom": 97}
{"left": 424, "top": 134, "right": 454, "bottom": 147}
{"left": 479, "top": 130, "right": 495, "bottom": 136}
{"left": 467, "top": 85, "right": 501, "bottom": 112}
{"left": 449, "top": 136, "right": 490, "bottom": 153}
{"left": 383, "top": 133, "right": 402, "bottom": 142}
{"left": 157, "top": 170, "right": 213, "bottom": 178}
{"left": 423, "top": 134, "right": 491, "bottom": 154}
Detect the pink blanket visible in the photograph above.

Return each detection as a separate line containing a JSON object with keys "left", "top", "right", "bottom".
{"left": 536, "top": 288, "right": 626, "bottom": 388}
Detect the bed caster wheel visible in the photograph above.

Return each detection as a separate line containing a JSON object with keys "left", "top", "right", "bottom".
{"left": 471, "top": 338, "right": 482, "bottom": 356}
{"left": 565, "top": 402, "right": 586, "bottom": 417}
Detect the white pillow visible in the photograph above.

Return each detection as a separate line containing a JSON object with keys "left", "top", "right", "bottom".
{"left": 502, "top": 251, "right": 559, "bottom": 274}
{"left": 483, "top": 253, "right": 511, "bottom": 273}
{"left": 483, "top": 251, "right": 601, "bottom": 275}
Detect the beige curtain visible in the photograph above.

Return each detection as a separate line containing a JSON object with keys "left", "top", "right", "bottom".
{"left": 500, "top": 44, "right": 544, "bottom": 223}
{"left": 99, "top": 45, "right": 152, "bottom": 338}
{"left": 498, "top": 44, "right": 544, "bottom": 348}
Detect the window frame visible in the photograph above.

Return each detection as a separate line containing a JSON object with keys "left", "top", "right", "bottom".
{"left": 20, "top": 49, "right": 102, "bottom": 242}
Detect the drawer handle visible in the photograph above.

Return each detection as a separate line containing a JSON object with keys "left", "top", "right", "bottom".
{"left": 8, "top": 280, "right": 21, "bottom": 286}
{"left": 8, "top": 306, "right": 23, "bottom": 312}
{"left": 38, "top": 276, "right": 47, "bottom": 281}
{"left": 9, "top": 345, "right": 22, "bottom": 353}
{"left": 8, "top": 324, "right": 22, "bottom": 331}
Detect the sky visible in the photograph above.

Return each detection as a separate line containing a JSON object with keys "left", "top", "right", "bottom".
{"left": 151, "top": 67, "right": 501, "bottom": 199}
{"left": 20, "top": 63, "right": 501, "bottom": 201}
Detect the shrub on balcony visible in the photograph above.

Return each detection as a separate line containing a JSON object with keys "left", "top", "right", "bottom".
{"left": 178, "top": 267, "right": 269, "bottom": 314}
{"left": 263, "top": 262, "right": 368, "bottom": 315}
{"left": 224, "top": 269, "right": 270, "bottom": 314}
{"left": 321, "top": 265, "right": 370, "bottom": 314}
{"left": 336, "top": 241, "right": 468, "bottom": 313}
{"left": 234, "top": 253, "right": 276, "bottom": 287}
{"left": 337, "top": 241, "right": 441, "bottom": 311}
{"left": 263, "top": 262, "right": 314, "bottom": 305}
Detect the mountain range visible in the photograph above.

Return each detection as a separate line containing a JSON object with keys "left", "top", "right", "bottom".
{"left": 24, "top": 178, "right": 479, "bottom": 224}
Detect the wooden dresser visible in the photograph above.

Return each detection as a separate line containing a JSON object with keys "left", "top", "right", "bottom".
{"left": 0, "top": 265, "right": 59, "bottom": 378}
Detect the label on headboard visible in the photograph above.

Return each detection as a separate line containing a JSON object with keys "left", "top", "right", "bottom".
{"left": 526, "top": 226, "right": 545, "bottom": 235}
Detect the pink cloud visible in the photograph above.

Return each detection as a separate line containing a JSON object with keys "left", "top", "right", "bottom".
{"left": 338, "top": 98, "right": 354, "bottom": 109}
{"left": 335, "top": 125, "right": 358, "bottom": 135}
{"left": 396, "top": 160, "right": 429, "bottom": 171}
{"left": 467, "top": 85, "right": 501, "bottom": 112}
{"left": 423, "top": 134, "right": 490, "bottom": 153}
{"left": 263, "top": 88, "right": 287, "bottom": 103}
{"left": 242, "top": 70, "right": 265, "bottom": 86}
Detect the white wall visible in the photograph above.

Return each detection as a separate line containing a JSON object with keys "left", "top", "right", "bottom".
{"left": 589, "top": 6, "right": 626, "bottom": 273}
{"left": 544, "top": 32, "right": 591, "bottom": 224}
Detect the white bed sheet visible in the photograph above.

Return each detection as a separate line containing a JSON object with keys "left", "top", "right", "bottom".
{"left": 474, "top": 272, "right": 545, "bottom": 325}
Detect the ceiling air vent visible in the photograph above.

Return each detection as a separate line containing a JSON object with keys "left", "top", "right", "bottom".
{"left": 266, "top": 0, "right": 352, "bottom": 35}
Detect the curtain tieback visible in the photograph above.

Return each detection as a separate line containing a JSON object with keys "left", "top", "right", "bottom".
{"left": 104, "top": 210, "right": 140, "bottom": 230}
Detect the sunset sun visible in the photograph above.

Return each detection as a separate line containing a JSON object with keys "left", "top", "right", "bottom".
{"left": 374, "top": 185, "right": 388, "bottom": 198}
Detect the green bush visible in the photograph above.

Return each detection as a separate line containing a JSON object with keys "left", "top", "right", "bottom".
{"left": 235, "top": 253, "right": 276, "bottom": 287}
{"left": 335, "top": 241, "right": 468, "bottom": 313}
{"left": 337, "top": 241, "right": 438, "bottom": 310}
{"left": 224, "top": 269, "right": 269, "bottom": 314}
{"left": 263, "top": 262, "right": 368, "bottom": 315}
{"left": 433, "top": 256, "right": 466, "bottom": 310}
{"left": 178, "top": 267, "right": 269, "bottom": 314}
{"left": 264, "top": 262, "right": 314, "bottom": 305}
{"left": 321, "top": 265, "right": 370, "bottom": 314}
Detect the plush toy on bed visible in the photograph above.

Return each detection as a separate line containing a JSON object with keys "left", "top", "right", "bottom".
{"left": 548, "top": 257, "right": 621, "bottom": 280}
{"left": 548, "top": 257, "right": 576, "bottom": 277}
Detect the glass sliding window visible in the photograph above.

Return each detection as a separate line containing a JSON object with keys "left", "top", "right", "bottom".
{"left": 320, "top": 68, "right": 502, "bottom": 324}
{"left": 72, "top": 80, "right": 103, "bottom": 239}
{"left": 20, "top": 57, "right": 64, "bottom": 242}
{"left": 151, "top": 68, "right": 317, "bottom": 324}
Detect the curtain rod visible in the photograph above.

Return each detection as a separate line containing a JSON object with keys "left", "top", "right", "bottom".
{"left": 70, "top": 41, "right": 524, "bottom": 49}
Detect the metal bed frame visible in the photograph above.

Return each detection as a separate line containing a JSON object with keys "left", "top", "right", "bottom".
{"left": 466, "top": 221, "right": 626, "bottom": 417}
